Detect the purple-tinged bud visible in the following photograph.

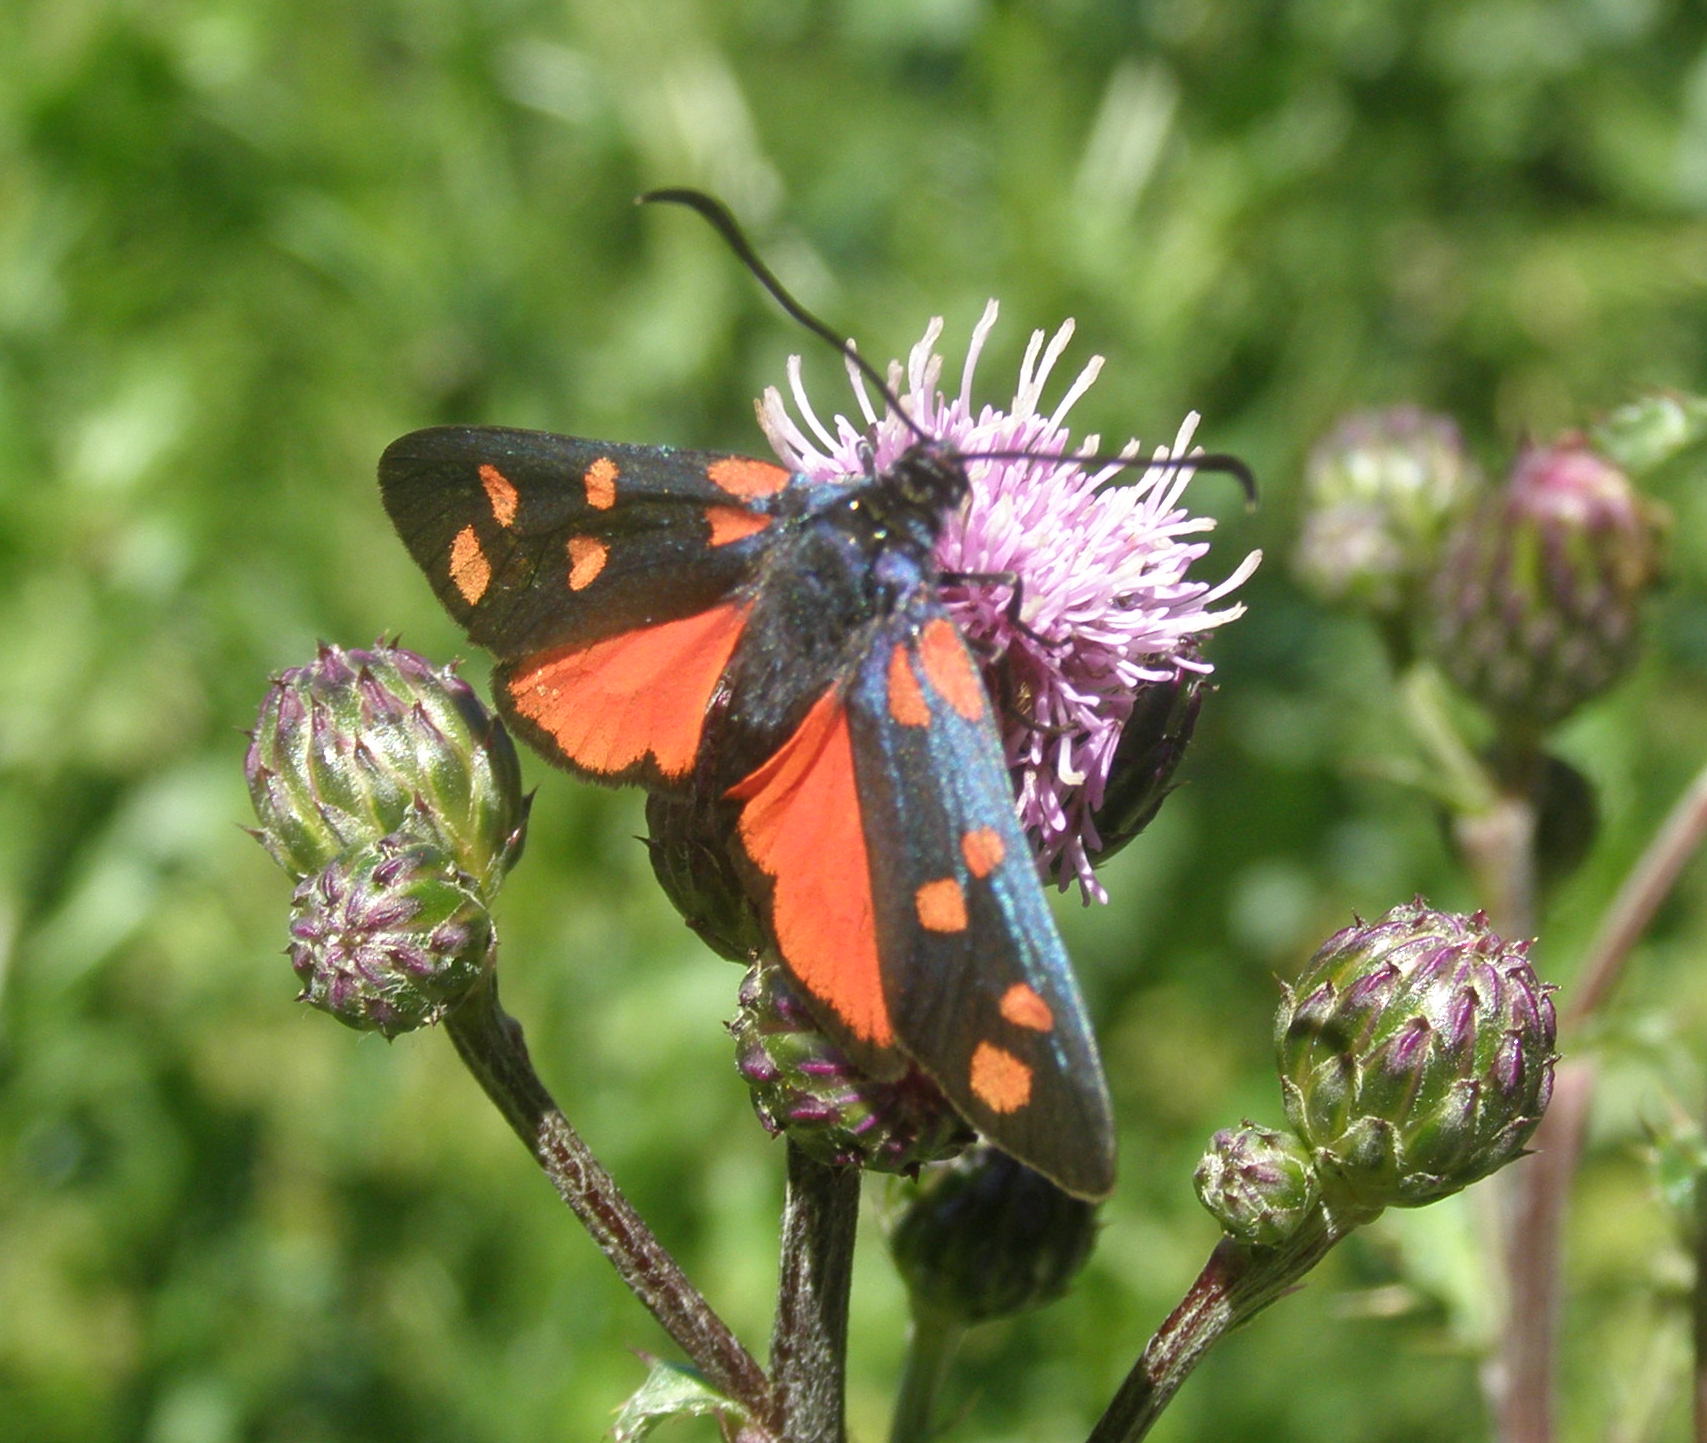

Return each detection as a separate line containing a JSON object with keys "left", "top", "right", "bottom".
{"left": 1088, "top": 661, "right": 1206, "bottom": 864}
{"left": 730, "top": 963, "right": 973, "bottom": 1176}
{"left": 1428, "top": 438, "right": 1665, "bottom": 728}
{"left": 889, "top": 1145, "right": 1098, "bottom": 1324}
{"left": 1195, "top": 1122, "right": 1321, "bottom": 1248}
{"left": 1294, "top": 407, "right": 1481, "bottom": 617}
{"left": 287, "top": 833, "right": 494, "bottom": 1036}
{"left": 1276, "top": 900, "right": 1556, "bottom": 1212}
{"left": 645, "top": 793, "right": 766, "bottom": 963}
{"left": 246, "top": 642, "right": 526, "bottom": 893}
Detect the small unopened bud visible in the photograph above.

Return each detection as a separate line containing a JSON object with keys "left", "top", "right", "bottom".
{"left": 731, "top": 963, "right": 972, "bottom": 1175}
{"left": 1089, "top": 662, "right": 1205, "bottom": 864}
{"left": 1294, "top": 408, "right": 1480, "bottom": 617}
{"left": 889, "top": 1145, "right": 1099, "bottom": 1324}
{"left": 1428, "top": 438, "right": 1665, "bottom": 728}
{"left": 288, "top": 833, "right": 494, "bottom": 1036}
{"left": 1195, "top": 1123, "right": 1321, "bottom": 1248}
{"left": 1276, "top": 900, "right": 1557, "bottom": 1212}
{"left": 645, "top": 793, "right": 766, "bottom": 962}
{"left": 246, "top": 641, "right": 526, "bottom": 893}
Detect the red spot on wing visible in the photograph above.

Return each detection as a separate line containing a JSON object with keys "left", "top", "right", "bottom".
{"left": 506, "top": 603, "right": 747, "bottom": 779}
{"left": 999, "top": 984, "right": 1054, "bottom": 1032}
{"left": 726, "top": 692, "right": 892, "bottom": 1048}
{"left": 479, "top": 464, "right": 519, "bottom": 527}
{"left": 450, "top": 526, "right": 491, "bottom": 604}
{"left": 970, "top": 1042, "right": 1033, "bottom": 1113}
{"left": 960, "top": 827, "right": 1005, "bottom": 877}
{"left": 708, "top": 457, "right": 790, "bottom": 499}
{"left": 918, "top": 617, "right": 986, "bottom": 720}
{"left": 584, "top": 457, "right": 618, "bottom": 510}
{"left": 566, "top": 536, "right": 607, "bottom": 591}
{"left": 705, "top": 505, "right": 770, "bottom": 547}
{"left": 886, "top": 644, "right": 930, "bottom": 727}
{"left": 915, "top": 877, "right": 968, "bottom": 933}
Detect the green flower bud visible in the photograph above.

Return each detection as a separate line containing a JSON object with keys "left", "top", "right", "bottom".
{"left": 1428, "top": 438, "right": 1665, "bottom": 728}
{"left": 731, "top": 963, "right": 973, "bottom": 1175}
{"left": 1294, "top": 408, "right": 1481, "bottom": 617}
{"left": 1276, "top": 900, "right": 1556, "bottom": 1212}
{"left": 1089, "top": 660, "right": 1205, "bottom": 865}
{"left": 645, "top": 792, "right": 766, "bottom": 962}
{"left": 287, "top": 833, "right": 495, "bottom": 1037}
{"left": 246, "top": 642, "right": 526, "bottom": 893}
{"left": 889, "top": 1145, "right": 1099, "bottom": 1324}
{"left": 1195, "top": 1123, "right": 1321, "bottom": 1248}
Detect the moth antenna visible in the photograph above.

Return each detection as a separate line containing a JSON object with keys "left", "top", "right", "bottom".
{"left": 965, "top": 447, "right": 1257, "bottom": 507}
{"left": 639, "top": 187, "right": 935, "bottom": 447}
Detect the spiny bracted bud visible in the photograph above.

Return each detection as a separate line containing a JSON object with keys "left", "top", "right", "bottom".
{"left": 889, "top": 1144, "right": 1099, "bottom": 1325}
{"left": 645, "top": 792, "right": 766, "bottom": 963}
{"left": 1195, "top": 1122, "right": 1321, "bottom": 1248}
{"left": 1428, "top": 438, "right": 1665, "bottom": 729}
{"left": 1088, "top": 661, "right": 1205, "bottom": 865}
{"left": 1294, "top": 407, "right": 1481, "bottom": 617}
{"left": 287, "top": 832, "right": 495, "bottom": 1037}
{"left": 731, "top": 962, "right": 973, "bottom": 1175}
{"left": 246, "top": 641, "right": 527, "bottom": 893}
{"left": 1276, "top": 900, "right": 1556, "bottom": 1213}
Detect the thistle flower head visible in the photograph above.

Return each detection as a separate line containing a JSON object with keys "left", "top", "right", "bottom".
{"left": 888, "top": 1143, "right": 1100, "bottom": 1325}
{"left": 1195, "top": 1121, "right": 1321, "bottom": 1248}
{"left": 1294, "top": 406, "right": 1481, "bottom": 618}
{"left": 1428, "top": 436, "right": 1665, "bottom": 728}
{"left": 731, "top": 962, "right": 974, "bottom": 1175}
{"left": 246, "top": 641, "right": 527, "bottom": 894}
{"left": 1276, "top": 900, "right": 1557, "bottom": 1213}
{"left": 287, "top": 832, "right": 495, "bottom": 1036}
{"left": 758, "top": 302, "right": 1257, "bottom": 900}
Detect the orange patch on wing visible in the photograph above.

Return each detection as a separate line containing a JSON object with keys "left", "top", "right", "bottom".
{"left": 708, "top": 456, "right": 790, "bottom": 499}
{"left": 479, "top": 464, "right": 519, "bottom": 526}
{"left": 566, "top": 536, "right": 607, "bottom": 591}
{"left": 705, "top": 505, "right": 770, "bottom": 547}
{"left": 918, "top": 617, "right": 985, "bottom": 720}
{"left": 887, "top": 645, "right": 930, "bottom": 727}
{"left": 449, "top": 525, "right": 491, "bottom": 604}
{"left": 506, "top": 603, "right": 747, "bottom": 780}
{"left": 914, "top": 877, "right": 968, "bottom": 933}
{"left": 726, "top": 693, "right": 891, "bottom": 1047}
{"left": 583, "top": 457, "right": 618, "bottom": 510}
{"left": 999, "top": 984, "right": 1054, "bottom": 1033}
{"left": 970, "top": 1042, "right": 1033, "bottom": 1114}
{"left": 960, "top": 827, "right": 1005, "bottom": 877}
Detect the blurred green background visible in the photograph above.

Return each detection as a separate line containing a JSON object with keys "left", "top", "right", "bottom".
{"left": 5, "top": 1, "right": 1707, "bottom": 1439}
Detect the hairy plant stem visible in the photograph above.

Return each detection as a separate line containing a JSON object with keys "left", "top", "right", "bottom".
{"left": 889, "top": 1307, "right": 966, "bottom": 1443}
{"left": 1695, "top": 1100, "right": 1707, "bottom": 1443}
{"left": 770, "top": 1144, "right": 860, "bottom": 1443}
{"left": 1496, "top": 755, "right": 1707, "bottom": 1443}
{"left": 1088, "top": 1218, "right": 1350, "bottom": 1443}
{"left": 443, "top": 975, "right": 773, "bottom": 1427}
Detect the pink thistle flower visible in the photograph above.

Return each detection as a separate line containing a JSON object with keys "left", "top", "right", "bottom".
{"left": 757, "top": 301, "right": 1259, "bottom": 901}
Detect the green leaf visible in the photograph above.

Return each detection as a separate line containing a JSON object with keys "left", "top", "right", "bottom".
{"left": 611, "top": 1359, "right": 752, "bottom": 1442}
{"left": 1589, "top": 391, "right": 1707, "bottom": 477}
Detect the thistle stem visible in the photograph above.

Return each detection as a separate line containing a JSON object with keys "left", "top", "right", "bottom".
{"left": 1695, "top": 1098, "right": 1707, "bottom": 1443}
{"left": 1498, "top": 754, "right": 1707, "bottom": 1442}
{"left": 443, "top": 976, "right": 773, "bottom": 1425}
{"left": 1568, "top": 755, "right": 1707, "bottom": 1026}
{"left": 770, "top": 1144, "right": 860, "bottom": 1443}
{"left": 889, "top": 1308, "right": 966, "bottom": 1443}
{"left": 1088, "top": 1223, "right": 1346, "bottom": 1443}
